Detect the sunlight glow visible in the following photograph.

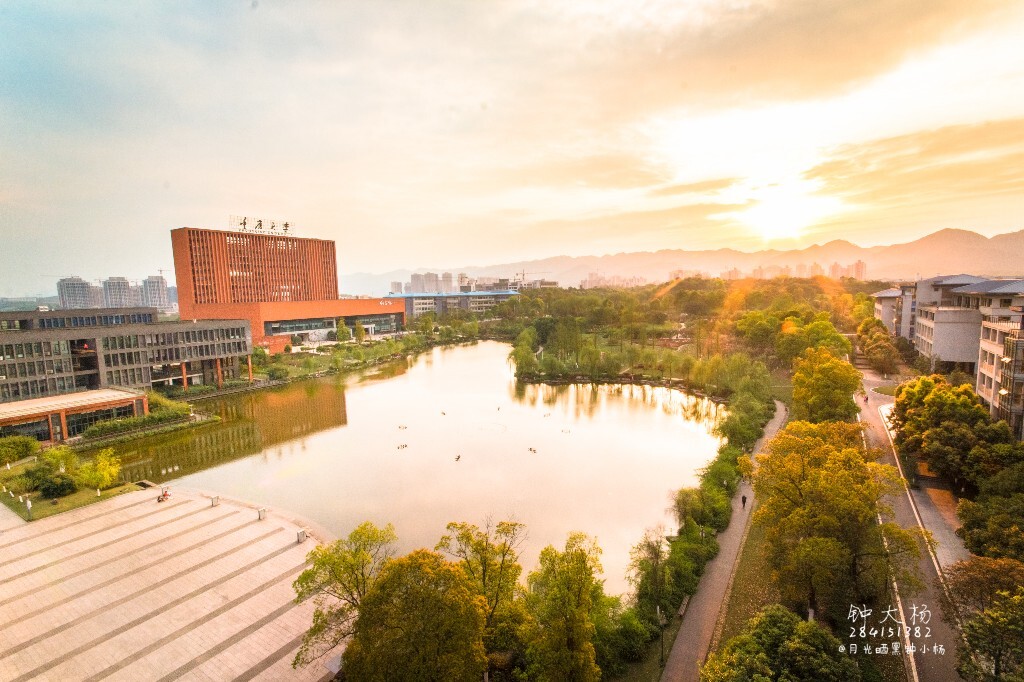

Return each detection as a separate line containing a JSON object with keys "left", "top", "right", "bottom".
{"left": 725, "top": 180, "right": 845, "bottom": 242}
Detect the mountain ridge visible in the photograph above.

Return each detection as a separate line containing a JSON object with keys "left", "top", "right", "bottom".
{"left": 339, "top": 228, "right": 1024, "bottom": 295}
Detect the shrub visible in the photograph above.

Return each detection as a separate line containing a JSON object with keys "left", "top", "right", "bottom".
{"left": 0, "top": 436, "right": 40, "bottom": 465}
{"left": 81, "top": 409, "right": 190, "bottom": 439}
{"left": 39, "top": 472, "right": 78, "bottom": 498}
{"left": 267, "top": 366, "right": 289, "bottom": 381}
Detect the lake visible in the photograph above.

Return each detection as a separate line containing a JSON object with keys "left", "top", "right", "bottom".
{"left": 110, "top": 341, "right": 724, "bottom": 594}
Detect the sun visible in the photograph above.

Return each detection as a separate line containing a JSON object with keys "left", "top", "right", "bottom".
{"left": 733, "top": 181, "right": 843, "bottom": 242}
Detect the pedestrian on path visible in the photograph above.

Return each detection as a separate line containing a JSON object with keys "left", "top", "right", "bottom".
{"left": 741, "top": 495, "right": 747, "bottom": 510}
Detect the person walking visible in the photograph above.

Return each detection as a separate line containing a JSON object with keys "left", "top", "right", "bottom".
{"left": 741, "top": 494, "right": 747, "bottom": 510}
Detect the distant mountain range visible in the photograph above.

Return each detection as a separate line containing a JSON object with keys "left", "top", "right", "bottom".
{"left": 340, "top": 228, "right": 1024, "bottom": 295}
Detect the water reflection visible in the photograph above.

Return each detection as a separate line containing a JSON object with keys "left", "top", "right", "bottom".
{"left": 95, "top": 341, "right": 723, "bottom": 594}
{"left": 110, "top": 378, "right": 349, "bottom": 483}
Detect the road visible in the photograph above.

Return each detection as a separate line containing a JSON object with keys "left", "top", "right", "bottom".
{"left": 661, "top": 400, "right": 788, "bottom": 682}
{"left": 859, "top": 363, "right": 969, "bottom": 682}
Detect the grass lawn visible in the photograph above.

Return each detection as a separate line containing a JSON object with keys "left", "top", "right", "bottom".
{"left": 0, "top": 460, "right": 140, "bottom": 522}
{"left": 872, "top": 384, "right": 898, "bottom": 396}
{"left": 610, "top": 608, "right": 684, "bottom": 681}
{"left": 716, "top": 512, "right": 780, "bottom": 646}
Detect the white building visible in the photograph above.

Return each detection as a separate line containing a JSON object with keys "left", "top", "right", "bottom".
{"left": 872, "top": 285, "right": 916, "bottom": 339}
{"left": 102, "top": 277, "right": 132, "bottom": 308}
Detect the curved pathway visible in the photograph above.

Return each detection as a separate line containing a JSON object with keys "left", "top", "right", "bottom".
{"left": 661, "top": 400, "right": 787, "bottom": 682}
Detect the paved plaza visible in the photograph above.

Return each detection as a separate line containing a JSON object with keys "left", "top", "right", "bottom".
{"left": 0, "top": 488, "right": 337, "bottom": 681}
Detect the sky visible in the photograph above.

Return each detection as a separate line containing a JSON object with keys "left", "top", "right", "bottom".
{"left": 3, "top": 0, "right": 1024, "bottom": 296}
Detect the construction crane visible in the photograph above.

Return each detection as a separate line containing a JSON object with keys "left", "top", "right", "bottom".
{"left": 516, "top": 269, "right": 550, "bottom": 282}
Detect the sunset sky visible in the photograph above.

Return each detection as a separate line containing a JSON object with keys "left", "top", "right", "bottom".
{"left": 3, "top": 1, "right": 1024, "bottom": 295}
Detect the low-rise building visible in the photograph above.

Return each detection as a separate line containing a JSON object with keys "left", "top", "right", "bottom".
{"left": 386, "top": 291, "right": 518, "bottom": 319}
{"left": 0, "top": 307, "right": 252, "bottom": 404}
{"left": 871, "top": 285, "right": 916, "bottom": 339}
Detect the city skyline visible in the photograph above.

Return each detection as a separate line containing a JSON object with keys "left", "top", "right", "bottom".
{"left": 3, "top": 1, "right": 1024, "bottom": 296}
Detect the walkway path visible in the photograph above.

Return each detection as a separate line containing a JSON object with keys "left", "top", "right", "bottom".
{"left": 661, "top": 400, "right": 788, "bottom": 682}
{"left": 0, "top": 487, "right": 337, "bottom": 682}
{"left": 0, "top": 497, "right": 27, "bottom": 533}
{"left": 859, "top": 364, "right": 968, "bottom": 682}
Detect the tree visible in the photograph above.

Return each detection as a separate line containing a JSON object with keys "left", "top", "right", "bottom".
{"left": 435, "top": 519, "right": 527, "bottom": 651}
{"left": 958, "top": 494, "right": 1024, "bottom": 561}
{"left": 791, "top": 347, "right": 862, "bottom": 423}
{"left": 77, "top": 448, "right": 121, "bottom": 490}
{"left": 944, "top": 557, "right": 1024, "bottom": 618}
{"left": 291, "top": 521, "right": 397, "bottom": 667}
{"left": 752, "top": 421, "right": 920, "bottom": 616}
{"left": 342, "top": 549, "right": 487, "bottom": 681}
{"left": 959, "top": 588, "right": 1024, "bottom": 681}
{"left": 701, "top": 604, "right": 861, "bottom": 682}
{"left": 354, "top": 321, "right": 367, "bottom": 344}
{"left": 628, "top": 527, "right": 671, "bottom": 635}
{"left": 526, "top": 533, "right": 604, "bottom": 682}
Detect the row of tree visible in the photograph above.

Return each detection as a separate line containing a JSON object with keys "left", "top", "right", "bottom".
{"left": 856, "top": 318, "right": 901, "bottom": 376}
{"left": 706, "top": 289, "right": 904, "bottom": 680}
{"left": 890, "top": 375, "right": 1024, "bottom": 561}
{"left": 741, "top": 421, "right": 920, "bottom": 623}
{"left": 293, "top": 520, "right": 679, "bottom": 680}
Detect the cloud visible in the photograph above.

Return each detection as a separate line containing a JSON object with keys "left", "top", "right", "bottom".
{"left": 484, "top": 153, "right": 672, "bottom": 190}
{"left": 806, "top": 117, "right": 1024, "bottom": 206}
{"left": 648, "top": 177, "right": 738, "bottom": 197}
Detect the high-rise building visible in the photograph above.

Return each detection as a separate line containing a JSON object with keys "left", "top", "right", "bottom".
{"left": 441, "top": 272, "right": 454, "bottom": 294}
{"left": 390, "top": 281, "right": 404, "bottom": 295}
{"left": 423, "top": 272, "right": 440, "bottom": 293}
{"left": 853, "top": 260, "right": 867, "bottom": 280}
{"left": 103, "top": 277, "right": 132, "bottom": 308}
{"left": 410, "top": 273, "right": 426, "bottom": 293}
{"left": 57, "top": 277, "right": 98, "bottom": 309}
{"left": 142, "top": 275, "right": 171, "bottom": 311}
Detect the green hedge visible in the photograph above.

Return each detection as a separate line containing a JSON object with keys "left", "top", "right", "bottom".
{"left": 81, "top": 409, "right": 189, "bottom": 439}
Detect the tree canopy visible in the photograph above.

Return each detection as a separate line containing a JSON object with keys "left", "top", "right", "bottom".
{"left": 342, "top": 549, "right": 488, "bottom": 681}
{"left": 791, "top": 348, "right": 862, "bottom": 423}
{"left": 701, "top": 604, "right": 861, "bottom": 682}
{"left": 291, "top": 521, "right": 397, "bottom": 667}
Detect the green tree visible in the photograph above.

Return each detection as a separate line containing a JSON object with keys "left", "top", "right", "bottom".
{"left": 292, "top": 522, "right": 397, "bottom": 667}
{"left": 526, "top": 533, "right": 604, "bottom": 682}
{"left": 752, "top": 421, "right": 920, "bottom": 616}
{"left": 701, "top": 604, "right": 861, "bottom": 682}
{"left": 77, "top": 449, "right": 121, "bottom": 489}
{"left": 960, "top": 588, "right": 1024, "bottom": 681}
{"left": 791, "top": 347, "right": 862, "bottom": 423}
{"left": 342, "top": 549, "right": 487, "bottom": 682}
{"left": 435, "top": 519, "right": 527, "bottom": 651}
{"left": 354, "top": 321, "right": 367, "bottom": 344}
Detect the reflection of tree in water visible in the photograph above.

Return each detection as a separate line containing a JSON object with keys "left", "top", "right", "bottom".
{"left": 511, "top": 382, "right": 724, "bottom": 429}
{"left": 99, "top": 377, "right": 349, "bottom": 484}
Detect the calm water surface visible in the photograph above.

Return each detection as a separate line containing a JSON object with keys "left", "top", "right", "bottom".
{"left": 110, "top": 341, "right": 724, "bottom": 593}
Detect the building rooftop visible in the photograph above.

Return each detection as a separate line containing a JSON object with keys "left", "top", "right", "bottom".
{"left": 920, "top": 274, "right": 990, "bottom": 287}
{"left": 871, "top": 288, "right": 903, "bottom": 298}
{"left": 951, "top": 280, "right": 1024, "bottom": 295}
{"left": 0, "top": 388, "right": 142, "bottom": 421}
